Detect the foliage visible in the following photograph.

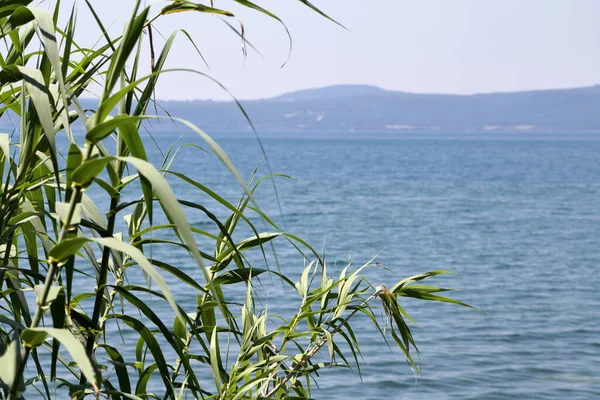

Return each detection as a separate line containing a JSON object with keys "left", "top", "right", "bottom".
{"left": 0, "top": 1, "right": 473, "bottom": 399}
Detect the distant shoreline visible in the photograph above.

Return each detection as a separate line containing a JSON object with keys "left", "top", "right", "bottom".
{"left": 4, "top": 83, "right": 600, "bottom": 134}
{"left": 132, "top": 84, "right": 600, "bottom": 133}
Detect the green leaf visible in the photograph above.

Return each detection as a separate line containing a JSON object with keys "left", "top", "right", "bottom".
{"left": 108, "top": 315, "right": 174, "bottom": 398}
{"left": 213, "top": 232, "right": 280, "bottom": 271}
{"left": 233, "top": 0, "right": 292, "bottom": 66}
{"left": 29, "top": 7, "right": 74, "bottom": 129}
{"left": 212, "top": 268, "right": 268, "bottom": 285}
{"left": 48, "top": 236, "right": 181, "bottom": 321}
{"left": 396, "top": 287, "right": 479, "bottom": 310}
{"left": 98, "top": 344, "right": 131, "bottom": 394}
{"left": 116, "top": 122, "right": 153, "bottom": 222}
{"left": 117, "top": 117, "right": 147, "bottom": 159}
{"left": 297, "top": 0, "right": 345, "bottom": 28}
{"left": 0, "top": 1, "right": 33, "bottom": 19}
{"left": 101, "top": 3, "right": 149, "bottom": 100}
{"left": 33, "top": 284, "right": 63, "bottom": 307}
{"left": 149, "top": 258, "right": 207, "bottom": 293}
{"left": 323, "top": 330, "right": 334, "bottom": 360}
{"left": 66, "top": 143, "right": 83, "bottom": 185}
{"left": 158, "top": 1, "right": 234, "bottom": 17}
{"left": 95, "top": 237, "right": 182, "bottom": 321}
{"left": 71, "top": 156, "right": 115, "bottom": 188}
{"left": 389, "top": 270, "right": 454, "bottom": 292}
{"left": 134, "top": 364, "right": 158, "bottom": 396}
{"left": 173, "top": 315, "right": 187, "bottom": 342}
{"left": 16, "top": 66, "right": 55, "bottom": 150}
{"left": 48, "top": 237, "right": 89, "bottom": 262}
{"left": 20, "top": 329, "right": 48, "bottom": 347}
{"left": 0, "top": 64, "right": 21, "bottom": 85}
{"left": 81, "top": 192, "right": 107, "bottom": 230}
{"left": 0, "top": 338, "right": 24, "bottom": 396}
{"left": 119, "top": 156, "right": 210, "bottom": 283}
{"left": 0, "top": 5, "right": 34, "bottom": 35}
{"left": 23, "top": 328, "right": 98, "bottom": 393}
{"left": 0, "top": 133, "right": 9, "bottom": 159}
{"left": 55, "top": 201, "right": 81, "bottom": 225}
{"left": 50, "top": 288, "right": 67, "bottom": 379}
{"left": 85, "top": 115, "right": 144, "bottom": 143}
{"left": 210, "top": 327, "right": 223, "bottom": 393}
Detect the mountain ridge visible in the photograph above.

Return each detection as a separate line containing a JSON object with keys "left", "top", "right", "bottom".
{"left": 82, "top": 84, "right": 600, "bottom": 132}
{"left": 267, "top": 83, "right": 600, "bottom": 100}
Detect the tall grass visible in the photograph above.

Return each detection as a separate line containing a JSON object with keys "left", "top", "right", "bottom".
{"left": 0, "top": 1, "right": 474, "bottom": 399}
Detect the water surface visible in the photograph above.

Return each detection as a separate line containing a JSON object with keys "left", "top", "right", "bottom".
{"left": 101, "top": 131, "right": 600, "bottom": 399}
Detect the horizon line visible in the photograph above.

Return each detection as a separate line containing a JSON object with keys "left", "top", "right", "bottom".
{"left": 80, "top": 82, "right": 600, "bottom": 103}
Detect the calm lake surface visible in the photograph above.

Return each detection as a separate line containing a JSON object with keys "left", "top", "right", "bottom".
{"left": 116, "top": 131, "right": 600, "bottom": 399}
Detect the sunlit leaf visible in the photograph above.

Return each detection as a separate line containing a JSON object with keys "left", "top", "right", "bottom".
{"left": 33, "top": 284, "right": 63, "bottom": 307}
{"left": 0, "top": 338, "right": 24, "bottom": 396}
{"left": 23, "top": 328, "right": 98, "bottom": 393}
{"left": 158, "top": 1, "right": 234, "bottom": 17}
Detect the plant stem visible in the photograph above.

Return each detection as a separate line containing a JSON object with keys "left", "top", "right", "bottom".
{"left": 264, "top": 289, "right": 384, "bottom": 398}
{"left": 168, "top": 290, "right": 213, "bottom": 395}
{"left": 0, "top": 232, "right": 13, "bottom": 284}
{"left": 8, "top": 144, "right": 94, "bottom": 400}
{"left": 87, "top": 199, "right": 119, "bottom": 337}
{"left": 167, "top": 276, "right": 220, "bottom": 399}
{"left": 78, "top": 195, "right": 119, "bottom": 388}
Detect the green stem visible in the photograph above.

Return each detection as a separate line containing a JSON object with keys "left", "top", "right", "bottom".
{"left": 89, "top": 197, "right": 119, "bottom": 326}
{"left": 167, "top": 271, "right": 221, "bottom": 399}
{"left": 167, "top": 287, "right": 213, "bottom": 395}
{"left": 263, "top": 289, "right": 383, "bottom": 398}
{"left": 8, "top": 144, "right": 94, "bottom": 400}
{"left": 80, "top": 195, "right": 119, "bottom": 385}
{"left": 0, "top": 232, "right": 13, "bottom": 282}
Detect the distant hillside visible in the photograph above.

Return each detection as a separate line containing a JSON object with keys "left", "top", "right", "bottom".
{"left": 15, "top": 84, "right": 599, "bottom": 133}
{"left": 140, "top": 84, "right": 600, "bottom": 132}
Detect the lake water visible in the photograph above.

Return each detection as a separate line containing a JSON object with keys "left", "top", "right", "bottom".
{"left": 84, "top": 131, "right": 600, "bottom": 399}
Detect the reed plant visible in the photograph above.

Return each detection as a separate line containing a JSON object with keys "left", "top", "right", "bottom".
{"left": 0, "top": 1, "right": 473, "bottom": 399}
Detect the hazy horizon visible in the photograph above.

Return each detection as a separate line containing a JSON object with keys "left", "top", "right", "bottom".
{"left": 78, "top": 82, "right": 600, "bottom": 102}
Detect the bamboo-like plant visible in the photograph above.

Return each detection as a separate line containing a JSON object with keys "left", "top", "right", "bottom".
{"left": 0, "top": 1, "right": 474, "bottom": 399}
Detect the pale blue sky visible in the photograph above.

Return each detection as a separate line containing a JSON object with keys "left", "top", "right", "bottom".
{"left": 69, "top": 0, "right": 600, "bottom": 100}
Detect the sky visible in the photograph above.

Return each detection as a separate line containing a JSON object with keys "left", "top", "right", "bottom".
{"left": 66, "top": 0, "right": 600, "bottom": 100}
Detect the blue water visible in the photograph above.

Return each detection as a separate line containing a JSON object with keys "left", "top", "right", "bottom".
{"left": 91, "top": 132, "right": 600, "bottom": 399}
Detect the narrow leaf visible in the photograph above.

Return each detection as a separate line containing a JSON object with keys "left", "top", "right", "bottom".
{"left": 24, "top": 328, "right": 98, "bottom": 393}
